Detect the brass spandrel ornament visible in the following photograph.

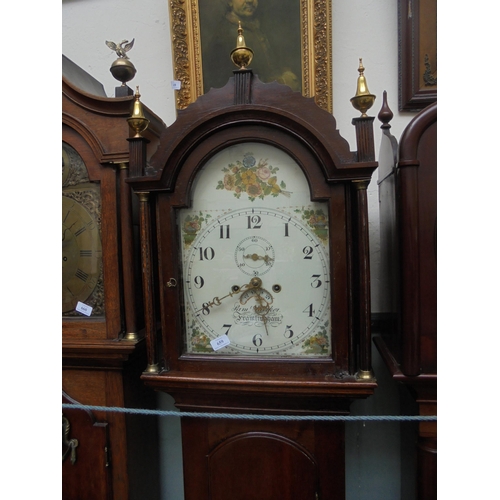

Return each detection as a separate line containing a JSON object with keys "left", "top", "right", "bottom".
{"left": 230, "top": 22, "right": 254, "bottom": 69}
{"left": 350, "top": 58, "right": 376, "bottom": 117}
{"left": 106, "top": 38, "right": 137, "bottom": 86}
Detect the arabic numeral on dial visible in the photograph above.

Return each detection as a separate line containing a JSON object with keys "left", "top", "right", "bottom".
{"left": 247, "top": 215, "right": 262, "bottom": 229}
{"left": 303, "top": 246, "right": 313, "bottom": 259}
{"left": 199, "top": 247, "right": 215, "bottom": 261}
{"left": 311, "top": 274, "right": 322, "bottom": 288}
{"left": 219, "top": 224, "right": 230, "bottom": 239}
{"left": 201, "top": 303, "right": 211, "bottom": 315}
{"left": 193, "top": 276, "right": 204, "bottom": 289}
{"left": 303, "top": 304, "right": 315, "bottom": 317}
{"left": 222, "top": 324, "right": 232, "bottom": 335}
{"left": 252, "top": 334, "right": 263, "bottom": 347}
{"left": 284, "top": 325, "right": 294, "bottom": 339}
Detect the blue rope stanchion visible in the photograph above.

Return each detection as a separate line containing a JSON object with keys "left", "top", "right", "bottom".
{"left": 62, "top": 404, "right": 436, "bottom": 422}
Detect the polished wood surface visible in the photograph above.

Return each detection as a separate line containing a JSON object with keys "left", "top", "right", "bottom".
{"left": 375, "top": 98, "right": 437, "bottom": 499}
{"left": 63, "top": 392, "right": 111, "bottom": 500}
{"left": 181, "top": 418, "right": 346, "bottom": 500}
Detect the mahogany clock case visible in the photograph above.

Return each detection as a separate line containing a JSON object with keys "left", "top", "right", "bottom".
{"left": 62, "top": 64, "right": 166, "bottom": 500}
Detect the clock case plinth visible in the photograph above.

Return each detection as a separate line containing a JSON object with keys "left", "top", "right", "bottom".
{"left": 127, "top": 70, "right": 378, "bottom": 499}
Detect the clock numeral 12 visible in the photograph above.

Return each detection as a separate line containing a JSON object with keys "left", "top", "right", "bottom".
{"left": 247, "top": 215, "right": 262, "bottom": 229}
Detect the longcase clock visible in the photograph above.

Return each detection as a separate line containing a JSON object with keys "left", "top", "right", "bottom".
{"left": 127, "top": 68, "right": 378, "bottom": 499}
{"left": 375, "top": 97, "right": 437, "bottom": 499}
{"left": 62, "top": 58, "right": 165, "bottom": 500}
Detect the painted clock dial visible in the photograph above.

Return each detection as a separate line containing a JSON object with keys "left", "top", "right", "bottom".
{"left": 178, "top": 143, "right": 331, "bottom": 357}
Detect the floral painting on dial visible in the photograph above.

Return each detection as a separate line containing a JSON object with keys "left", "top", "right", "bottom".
{"left": 295, "top": 207, "right": 328, "bottom": 243}
{"left": 216, "top": 152, "right": 291, "bottom": 201}
{"left": 302, "top": 321, "right": 330, "bottom": 354}
{"left": 181, "top": 212, "right": 212, "bottom": 247}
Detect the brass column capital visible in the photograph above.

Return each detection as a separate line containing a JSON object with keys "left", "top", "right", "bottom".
{"left": 137, "top": 191, "right": 150, "bottom": 202}
{"left": 352, "top": 179, "right": 370, "bottom": 191}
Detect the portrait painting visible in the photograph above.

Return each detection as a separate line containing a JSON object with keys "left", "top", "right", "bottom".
{"left": 199, "top": 0, "right": 302, "bottom": 93}
{"left": 168, "top": 0, "right": 332, "bottom": 112}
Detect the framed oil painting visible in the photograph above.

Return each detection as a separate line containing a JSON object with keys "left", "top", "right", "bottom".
{"left": 399, "top": 0, "right": 437, "bottom": 111}
{"left": 168, "top": 0, "right": 332, "bottom": 113}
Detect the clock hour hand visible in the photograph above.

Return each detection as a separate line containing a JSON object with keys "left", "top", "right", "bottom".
{"left": 195, "top": 276, "right": 271, "bottom": 315}
{"left": 194, "top": 283, "right": 250, "bottom": 315}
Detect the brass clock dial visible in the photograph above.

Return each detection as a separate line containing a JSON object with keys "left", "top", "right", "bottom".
{"left": 62, "top": 196, "right": 102, "bottom": 313}
{"left": 178, "top": 143, "right": 331, "bottom": 357}
{"left": 62, "top": 142, "right": 103, "bottom": 315}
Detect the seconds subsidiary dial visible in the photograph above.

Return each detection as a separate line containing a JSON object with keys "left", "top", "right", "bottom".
{"left": 182, "top": 207, "right": 331, "bottom": 356}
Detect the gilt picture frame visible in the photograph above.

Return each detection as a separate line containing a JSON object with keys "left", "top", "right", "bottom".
{"left": 168, "top": 0, "right": 332, "bottom": 113}
{"left": 398, "top": 0, "right": 437, "bottom": 111}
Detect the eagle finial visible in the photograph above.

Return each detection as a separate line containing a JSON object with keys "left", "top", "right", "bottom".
{"left": 105, "top": 39, "right": 135, "bottom": 59}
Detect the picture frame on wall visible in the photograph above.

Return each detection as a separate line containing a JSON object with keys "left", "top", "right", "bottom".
{"left": 399, "top": 0, "right": 437, "bottom": 111}
{"left": 168, "top": 0, "right": 332, "bottom": 113}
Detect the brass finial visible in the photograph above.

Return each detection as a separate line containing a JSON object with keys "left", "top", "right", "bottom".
{"left": 107, "top": 39, "right": 137, "bottom": 86}
{"left": 127, "top": 86, "right": 149, "bottom": 138}
{"left": 350, "top": 58, "right": 376, "bottom": 117}
{"left": 230, "top": 22, "right": 254, "bottom": 69}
